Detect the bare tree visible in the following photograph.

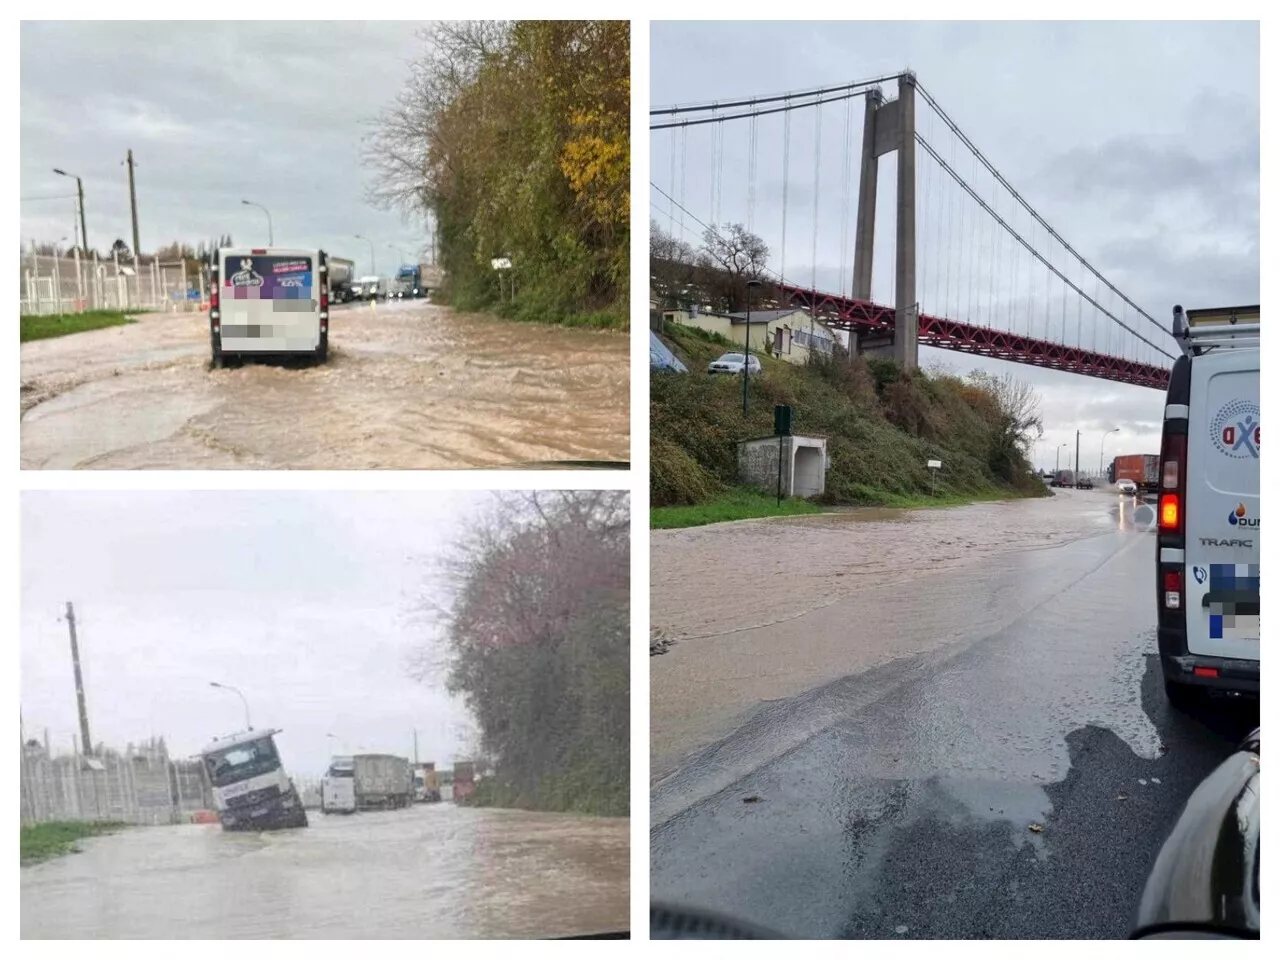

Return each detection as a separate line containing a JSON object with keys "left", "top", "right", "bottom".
{"left": 697, "top": 223, "right": 770, "bottom": 311}
{"left": 650, "top": 220, "right": 698, "bottom": 309}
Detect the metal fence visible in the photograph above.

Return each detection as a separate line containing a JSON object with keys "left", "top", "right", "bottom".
{"left": 20, "top": 251, "right": 208, "bottom": 317}
{"left": 20, "top": 739, "right": 214, "bottom": 827}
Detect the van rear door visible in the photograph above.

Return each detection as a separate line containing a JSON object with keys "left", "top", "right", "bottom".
{"left": 219, "top": 249, "right": 321, "bottom": 354}
{"left": 1184, "top": 350, "right": 1259, "bottom": 661}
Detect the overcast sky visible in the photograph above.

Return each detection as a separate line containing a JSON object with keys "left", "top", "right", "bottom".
{"left": 21, "top": 491, "right": 484, "bottom": 777}
{"left": 20, "top": 21, "right": 433, "bottom": 278}
{"left": 651, "top": 21, "right": 1259, "bottom": 472}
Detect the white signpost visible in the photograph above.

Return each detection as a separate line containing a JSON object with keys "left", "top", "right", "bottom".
{"left": 926, "top": 459, "right": 942, "bottom": 497}
{"left": 491, "top": 257, "right": 512, "bottom": 300}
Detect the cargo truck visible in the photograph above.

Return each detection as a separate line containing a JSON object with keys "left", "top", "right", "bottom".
{"left": 412, "top": 762, "right": 442, "bottom": 803}
{"left": 320, "top": 753, "right": 413, "bottom": 812}
{"left": 452, "top": 761, "right": 476, "bottom": 803}
{"left": 328, "top": 257, "right": 356, "bottom": 303}
{"left": 200, "top": 728, "right": 308, "bottom": 831}
{"left": 391, "top": 263, "right": 442, "bottom": 300}
{"left": 1112, "top": 454, "right": 1160, "bottom": 493}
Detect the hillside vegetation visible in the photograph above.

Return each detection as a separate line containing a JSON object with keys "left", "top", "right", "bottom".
{"left": 652, "top": 324, "right": 1047, "bottom": 514}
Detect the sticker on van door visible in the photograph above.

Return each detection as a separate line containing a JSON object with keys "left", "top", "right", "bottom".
{"left": 1210, "top": 400, "right": 1260, "bottom": 458}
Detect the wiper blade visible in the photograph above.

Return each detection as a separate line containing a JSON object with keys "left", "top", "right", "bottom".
{"left": 495, "top": 459, "right": 630, "bottom": 470}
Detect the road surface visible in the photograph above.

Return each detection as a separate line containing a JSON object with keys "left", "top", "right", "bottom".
{"left": 649, "top": 489, "right": 1258, "bottom": 938}
{"left": 22, "top": 804, "right": 628, "bottom": 938}
{"left": 20, "top": 301, "right": 628, "bottom": 469}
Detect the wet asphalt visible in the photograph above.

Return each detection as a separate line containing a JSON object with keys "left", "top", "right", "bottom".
{"left": 650, "top": 503, "right": 1259, "bottom": 939}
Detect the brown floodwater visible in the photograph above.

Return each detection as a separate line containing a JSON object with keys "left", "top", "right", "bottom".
{"left": 21, "top": 805, "right": 629, "bottom": 939}
{"left": 20, "top": 301, "right": 629, "bottom": 469}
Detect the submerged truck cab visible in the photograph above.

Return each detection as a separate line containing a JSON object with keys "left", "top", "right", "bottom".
{"left": 1156, "top": 305, "right": 1260, "bottom": 708}
{"left": 200, "top": 728, "right": 308, "bottom": 830}
{"left": 209, "top": 248, "right": 331, "bottom": 366}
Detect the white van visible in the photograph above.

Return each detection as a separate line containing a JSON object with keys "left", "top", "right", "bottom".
{"left": 209, "top": 248, "right": 331, "bottom": 366}
{"left": 1156, "top": 305, "right": 1259, "bottom": 708}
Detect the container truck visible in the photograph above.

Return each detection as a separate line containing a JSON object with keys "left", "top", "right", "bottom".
{"left": 391, "top": 263, "right": 442, "bottom": 299}
{"left": 1112, "top": 454, "right": 1160, "bottom": 493}
{"left": 199, "top": 728, "right": 308, "bottom": 830}
{"left": 452, "top": 761, "right": 476, "bottom": 803}
{"left": 320, "top": 753, "right": 413, "bottom": 812}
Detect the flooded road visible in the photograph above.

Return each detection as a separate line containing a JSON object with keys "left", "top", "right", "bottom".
{"left": 650, "top": 489, "right": 1257, "bottom": 937}
{"left": 20, "top": 301, "right": 628, "bottom": 469}
{"left": 651, "top": 489, "right": 1138, "bottom": 783}
{"left": 22, "top": 804, "right": 628, "bottom": 939}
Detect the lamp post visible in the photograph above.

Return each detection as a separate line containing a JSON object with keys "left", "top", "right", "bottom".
{"left": 240, "top": 200, "right": 273, "bottom": 246}
{"left": 743, "top": 278, "right": 762, "bottom": 416}
{"left": 52, "top": 168, "right": 87, "bottom": 254}
{"left": 209, "top": 682, "right": 252, "bottom": 731}
{"left": 1056, "top": 442, "right": 1067, "bottom": 473}
{"left": 1100, "top": 427, "right": 1119, "bottom": 479}
{"left": 355, "top": 235, "right": 376, "bottom": 276}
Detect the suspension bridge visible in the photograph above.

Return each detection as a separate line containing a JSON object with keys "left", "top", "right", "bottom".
{"left": 651, "top": 72, "right": 1175, "bottom": 390}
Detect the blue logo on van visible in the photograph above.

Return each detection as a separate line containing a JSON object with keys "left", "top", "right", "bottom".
{"left": 1192, "top": 566, "right": 1207, "bottom": 585}
{"left": 1228, "top": 503, "right": 1259, "bottom": 528}
{"left": 1210, "top": 400, "right": 1259, "bottom": 458}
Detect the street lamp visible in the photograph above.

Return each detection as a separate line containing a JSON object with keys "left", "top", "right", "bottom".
{"left": 209, "top": 682, "right": 252, "bottom": 731}
{"left": 241, "top": 199, "right": 273, "bottom": 246}
{"left": 743, "top": 278, "right": 763, "bottom": 416}
{"left": 355, "top": 235, "right": 376, "bottom": 276}
{"left": 1100, "top": 427, "right": 1120, "bottom": 479}
{"left": 52, "top": 168, "right": 87, "bottom": 254}
{"left": 1056, "top": 442, "right": 1068, "bottom": 473}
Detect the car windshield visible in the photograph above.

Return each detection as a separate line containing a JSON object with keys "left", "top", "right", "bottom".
{"left": 718, "top": 354, "right": 745, "bottom": 363}
{"left": 203, "top": 738, "right": 280, "bottom": 787}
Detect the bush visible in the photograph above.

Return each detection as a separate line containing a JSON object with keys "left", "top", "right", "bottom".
{"left": 651, "top": 436, "right": 721, "bottom": 506}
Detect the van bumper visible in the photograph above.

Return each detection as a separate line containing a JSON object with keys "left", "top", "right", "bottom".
{"left": 1158, "top": 628, "right": 1260, "bottom": 694}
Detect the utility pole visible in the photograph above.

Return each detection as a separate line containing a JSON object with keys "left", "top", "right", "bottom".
{"left": 126, "top": 149, "right": 141, "bottom": 261}
{"left": 65, "top": 602, "right": 93, "bottom": 756}
{"left": 1075, "top": 430, "right": 1081, "bottom": 485}
{"left": 413, "top": 729, "right": 419, "bottom": 765}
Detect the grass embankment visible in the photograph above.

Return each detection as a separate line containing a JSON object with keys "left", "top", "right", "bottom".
{"left": 652, "top": 324, "right": 1047, "bottom": 526}
{"left": 20, "top": 310, "right": 138, "bottom": 342}
{"left": 21, "top": 821, "right": 127, "bottom": 865}
{"left": 652, "top": 488, "right": 825, "bottom": 529}
{"left": 460, "top": 766, "right": 628, "bottom": 817}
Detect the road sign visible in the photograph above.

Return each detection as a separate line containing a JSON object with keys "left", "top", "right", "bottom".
{"left": 490, "top": 257, "right": 512, "bottom": 270}
{"left": 927, "top": 459, "right": 942, "bottom": 469}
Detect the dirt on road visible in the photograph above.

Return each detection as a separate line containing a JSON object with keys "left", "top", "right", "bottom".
{"left": 20, "top": 302, "right": 629, "bottom": 469}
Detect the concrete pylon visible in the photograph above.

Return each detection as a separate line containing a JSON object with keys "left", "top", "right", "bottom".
{"left": 849, "top": 72, "right": 919, "bottom": 371}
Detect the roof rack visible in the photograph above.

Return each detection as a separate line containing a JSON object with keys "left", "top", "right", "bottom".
{"left": 1171, "top": 304, "right": 1260, "bottom": 359}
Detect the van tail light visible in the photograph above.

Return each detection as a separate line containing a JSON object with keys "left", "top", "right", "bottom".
{"left": 1158, "top": 431, "right": 1186, "bottom": 536}
{"left": 1163, "top": 570, "right": 1182, "bottom": 609}
{"left": 251, "top": 249, "right": 267, "bottom": 255}
{"left": 210, "top": 289, "right": 219, "bottom": 309}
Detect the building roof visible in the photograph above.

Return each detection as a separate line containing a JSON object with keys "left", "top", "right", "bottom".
{"left": 725, "top": 308, "right": 805, "bottom": 324}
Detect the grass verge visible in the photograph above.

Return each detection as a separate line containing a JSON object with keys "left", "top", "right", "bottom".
{"left": 21, "top": 821, "right": 127, "bottom": 865}
{"left": 652, "top": 488, "right": 826, "bottom": 529}
{"left": 20, "top": 310, "right": 137, "bottom": 342}
{"left": 461, "top": 771, "right": 627, "bottom": 817}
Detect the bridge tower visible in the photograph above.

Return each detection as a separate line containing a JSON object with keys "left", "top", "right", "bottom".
{"left": 851, "top": 72, "right": 918, "bottom": 370}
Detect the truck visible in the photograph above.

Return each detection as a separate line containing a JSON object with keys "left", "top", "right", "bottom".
{"left": 210, "top": 248, "right": 332, "bottom": 366}
{"left": 199, "top": 728, "right": 308, "bottom": 831}
{"left": 1051, "top": 469, "right": 1074, "bottom": 488}
{"left": 355, "top": 276, "right": 385, "bottom": 301}
{"left": 391, "top": 263, "right": 442, "bottom": 300}
{"left": 412, "top": 762, "right": 442, "bottom": 803}
{"left": 452, "top": 761, "right": 476, "bottom": 803}
{"left": 1112, "top": 454, "right": 1160, "bottom": 493}
{"left": 328, "top": 257, "right": 356, "bottom": 303}
{"left": 320, "top": 753, "right": 413, "bottom": 813}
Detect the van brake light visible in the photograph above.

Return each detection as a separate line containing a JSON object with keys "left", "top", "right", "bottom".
{"left": 251, "top": 249, "right": 267, "bottom": 255}
{"left": 1159, "top": 494, "right": 1179, "bottom": 531}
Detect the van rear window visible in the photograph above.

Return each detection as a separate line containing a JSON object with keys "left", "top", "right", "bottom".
{"left": 223, "top": 255, "right": 313, "bottom": 300}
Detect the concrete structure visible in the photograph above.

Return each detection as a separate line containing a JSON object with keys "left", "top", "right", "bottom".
{"left": 737, "top": 434, "right": 828, "bottom": 498}
{"left": 664, "top": 307, "right": 836, "bottom": 365}
{"left": 851, "top": 72, "right": 918, "bottom": 370}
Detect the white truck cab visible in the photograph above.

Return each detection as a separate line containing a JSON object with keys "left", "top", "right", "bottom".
{"left": 209, "top": 248, "right": 331, "bottom": 367}
{"left": 320, "top": 756, "right": 357, "bottom": 814}
{"left": 200, "top": 728, "right": 308, "bottom": 830}
{"left": 1157, "top": 305, "right": 1259, "bottom": 707}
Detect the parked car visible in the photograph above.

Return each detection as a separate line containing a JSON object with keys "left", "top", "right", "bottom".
{"left": 707, "top": 353, "right": 761, "bottom": 376}
{"left": 1116, "top": 478, "right": 1138, "bottom": 494}
{"left": 1076, "top": 476, "right": 1094, "bottom": 490}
